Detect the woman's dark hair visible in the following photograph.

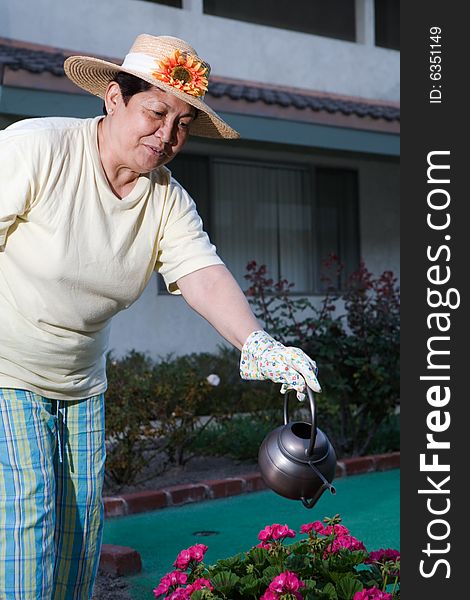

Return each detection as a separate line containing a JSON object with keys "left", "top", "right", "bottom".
{"left": 101, "top": 71, "right": 199, "bottom": 122}
{"left": 102, "top": 71, "right": 153, "bottom": 114}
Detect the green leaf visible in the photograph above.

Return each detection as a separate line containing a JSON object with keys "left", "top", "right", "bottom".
{"left": 328, "top": 571, "right": 345, "bottom": 584}
{"left": 261, "top": 565, "right": 280, "bottom": 584}
{"left": 209, "top": 553, "right": 246, "bottom": 578}
{"left": 335, "top": 574, "right": 363, "bottom": 600}
{"left": 303, "top": 579, "right": 318, "bottom": 591}
{"left": 263, "top": 565, "right": 280, "bottom": 576}
{"left": 320, "top": 582, "right": 338, "bottom": 599}
{"left": 248, "top": 546, "right": 270, "bottom": 566}
{"left": 239, "top": 573, "right": 262, "bottom": 596}
{"left": 214, "top": 553, "right": 244, "bottom": 570}
{"left": 294, "top": 542, "right": 310, "bottom": 555}
{"left": 303, "top": 591, "right": 320, "bottom": 600}
{"left": 189, "top": 591, "right": 212, "bottom": 600}
{"left": 210, "top": 571, "right": 240, "bottom": 595}
{"left": 285, "top": 553, "right": 311, "bottom": 574}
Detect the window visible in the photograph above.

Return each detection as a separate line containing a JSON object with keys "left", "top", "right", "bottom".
{"left": 203, "top": 0, "right": 356, "bottom": 42}
{"left": 315, "top": 168, "right": 360, "bottom": 291}
{"left": 141, "top": 0, "right": 182, "bottom": 7}
{"left": 375, "top": 0, "right": 400, "bottom": 50}
{"left": 211, "top": 159, "right": 316, "bottom": 293}
{"left": 167, "top": 155, "right": 360, "bottom": 295}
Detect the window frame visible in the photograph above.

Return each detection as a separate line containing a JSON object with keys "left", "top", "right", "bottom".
{"left": 202, "top": 0, "right": 357, "bottom": 42}
{"left": 139, "top": 0, "right": 182, "bottom": 8}
{"left": 374, "top": 0, "right": 400, "bottom": 50}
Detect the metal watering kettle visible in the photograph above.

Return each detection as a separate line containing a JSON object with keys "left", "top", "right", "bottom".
{"left": 258, "top": 387, "right": 337, "bottom": 509}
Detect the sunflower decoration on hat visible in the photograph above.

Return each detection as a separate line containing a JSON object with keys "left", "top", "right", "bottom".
{"left": 152, "top": 49, "right": 210, "bottom": 98}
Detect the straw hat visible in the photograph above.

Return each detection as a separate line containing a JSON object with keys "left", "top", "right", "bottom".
{"left": 64, "top": 34, "right": 240, "bottom": 139}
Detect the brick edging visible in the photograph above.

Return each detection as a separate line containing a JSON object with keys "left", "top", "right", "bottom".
{"left": 103, "top": 451, "right": 399, "bottom": 519}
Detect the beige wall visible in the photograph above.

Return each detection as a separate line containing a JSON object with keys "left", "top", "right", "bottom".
{"left": 0, "top": 0, "right": 399, "bottom": 101}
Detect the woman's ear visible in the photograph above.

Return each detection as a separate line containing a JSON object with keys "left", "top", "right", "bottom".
{"left": 103, "top": 81, "right": 122, "bottom": 116}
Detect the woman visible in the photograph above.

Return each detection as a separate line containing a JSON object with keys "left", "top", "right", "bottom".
{"left": 0, "top": 34, "right": 321, "bottom": 599}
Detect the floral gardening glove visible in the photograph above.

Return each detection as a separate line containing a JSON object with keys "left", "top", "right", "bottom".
{"left": 240, "top": 330, "right": 321, "bottom": 401}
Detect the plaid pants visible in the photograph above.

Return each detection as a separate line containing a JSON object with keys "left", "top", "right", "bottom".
{"left": 0, "top": 389, "right": 106, "bottom": 599}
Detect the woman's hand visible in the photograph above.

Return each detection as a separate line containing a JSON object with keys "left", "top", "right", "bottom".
{"left": 239, "top": 330, "right": 321, "bottom": 401}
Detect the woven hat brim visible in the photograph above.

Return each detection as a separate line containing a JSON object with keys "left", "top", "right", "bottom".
{"left": 63, "top": 56, "right": 240, "bottom": 140}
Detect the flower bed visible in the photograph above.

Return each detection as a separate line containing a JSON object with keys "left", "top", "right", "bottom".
{"left": 153, "top": 514, "right": 400, "bottom": 599}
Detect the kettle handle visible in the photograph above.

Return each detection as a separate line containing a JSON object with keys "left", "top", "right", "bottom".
{"left": 283, "top": 386, "right": 317, "bottom": 458}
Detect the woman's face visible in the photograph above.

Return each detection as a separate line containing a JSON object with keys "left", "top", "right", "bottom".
{"left": 105, "top": 83, "right": 196, "bottom": 173}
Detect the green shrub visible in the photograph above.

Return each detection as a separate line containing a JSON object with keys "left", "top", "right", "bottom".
{"left": 105, "top": 351, "right": 219, "bottom": 486}
{"left": 170, "top": 347, "right": 281, "bottom": 416}
{"left": 365, "top": 412, "right": 400, "bottom": 455}
{"left": 189, "top": 412, "right": 281, "bottom": 462}
{"left": 105, "top": 351, "right": 157, "bottom": 486}
{"left": 104, "top": 349, "right": 282, "bottom": 486}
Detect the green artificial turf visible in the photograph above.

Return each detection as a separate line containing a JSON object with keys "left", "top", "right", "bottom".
{"left": 103, "top": 469, "right": 400, "bottom": 599}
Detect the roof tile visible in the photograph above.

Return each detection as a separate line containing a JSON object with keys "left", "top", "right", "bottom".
{"left": 0, "top": 42, "right": 400, "bottom": 122}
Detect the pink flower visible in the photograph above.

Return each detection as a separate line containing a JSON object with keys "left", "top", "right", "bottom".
{"left": 260, "top": 590, "right": 278, "bottom": 600}
{"left": 300, "top": 521, "right": 326, "bottom": 535}
{"left": 366, "top": 548, "right": 400, "bottom": 564}
{"left": 271, "top": 524, "right": 296, "bottom": 540}
{"left": 258, "top": 523, "right": 295, "bottom": 544}
{"left": 153, "top": 583, "right": 169, "bottom": 598}
{"left": 189, "top": 544, "right": 209, "bottom": 563}
{"left": 324, "top": 524, "right": 350, "bottom": 536}
{"left": 166, "top": 571, "right": 188, "bottom": 586}
{"left": 166, "top": 587, "right": 191, "bottom": 600}
{"left": 153, "top": 571, "right": 188, "bottom": 597}
{"left": 186, "top": 578, "right": 213, "bottom": 595}
{"left": 265, "top": 571, "right": 305, "bottom": 599}
{"left": 173, "top": 544, "right": 208, "bottom": 570}
{"left": 325, "top": 534, "right": 366, "bottom": 555}
{"left": 366, "top": 548, "right": 400, "bottom": 578}
{"left": 258, "top": 525, "right": 273, "bottom": 542}
{"left": 353, "top": 586, "right": 393, "bottom": 600}
{"left": 256, "top": 541, "right": 271, "bottom": 550}
{"left": 173, "top": 549, "right": 192, "bottom": 570}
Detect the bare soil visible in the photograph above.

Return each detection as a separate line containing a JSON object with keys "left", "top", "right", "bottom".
{"left": 92, "top": 570, "right": 133, "bottom": 600}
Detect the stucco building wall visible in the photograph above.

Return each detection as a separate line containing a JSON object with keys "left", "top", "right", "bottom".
{"left": 0, "top": 0, "right": 399, "bottom": 101}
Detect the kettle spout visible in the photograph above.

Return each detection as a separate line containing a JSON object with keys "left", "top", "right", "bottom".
{"left": 301, "top": 482, "right": 336, "bottom": 509}
{"left": 300, "top": 459, "right": 337, "bottom": 509}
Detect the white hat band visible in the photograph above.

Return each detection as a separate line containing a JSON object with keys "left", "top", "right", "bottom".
{"left": 122, "top": 52, "right": 159, "bottom": 75}
{"left": 121, "top": 51, "right": 207, "bottom": 100}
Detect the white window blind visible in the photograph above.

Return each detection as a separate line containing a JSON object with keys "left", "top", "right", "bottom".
{"left": 167, "top": 154, "right": 359, "bottom": 295}
{"left": 211, "top": 159, "right": 314, "bottom": 293}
